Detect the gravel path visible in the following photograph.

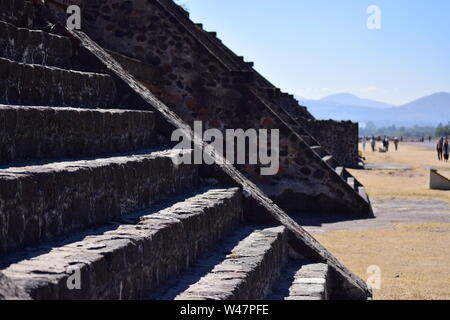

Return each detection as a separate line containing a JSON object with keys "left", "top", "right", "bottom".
{"left": 297, "top": 197, "right": 450, "bottom": 234}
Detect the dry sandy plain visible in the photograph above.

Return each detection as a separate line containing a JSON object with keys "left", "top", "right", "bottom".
{"left": 304, "top": 141, "right": 450, "bottom": 300}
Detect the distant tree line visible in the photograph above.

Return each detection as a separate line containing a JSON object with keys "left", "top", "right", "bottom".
{"left": 436, "top": 122, "right": 450, "bottom": 137}
{"left": 360, "top": 121, "right": 450, "bottom": 138}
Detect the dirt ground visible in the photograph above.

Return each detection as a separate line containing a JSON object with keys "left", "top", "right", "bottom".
{"left": 307, "top": 142, "right": 450, "bottom": 300}
{"left": 350, "top": 141, "right": 450, "bottom": 202}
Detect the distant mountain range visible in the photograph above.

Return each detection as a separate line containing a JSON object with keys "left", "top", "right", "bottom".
{"left": 295, "top": 92, "right": 450, "bottom": 127}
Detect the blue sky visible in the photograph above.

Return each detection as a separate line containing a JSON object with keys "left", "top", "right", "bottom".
{"left": 180, "top": 0, "right": 450, "bottom": 105}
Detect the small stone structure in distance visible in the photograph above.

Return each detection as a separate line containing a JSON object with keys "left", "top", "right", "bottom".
{"left": 428, "top": 168, "right": 450, "bottom": 190}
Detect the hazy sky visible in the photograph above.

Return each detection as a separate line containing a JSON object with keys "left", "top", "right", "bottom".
{"left": 180, "top": 0, "right": 450, "bottom": 105}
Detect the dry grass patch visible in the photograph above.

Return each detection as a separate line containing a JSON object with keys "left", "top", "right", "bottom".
{"left": 350, "top": 144, "right": 450, "bottom": 202}
{"left": 315, "top": 223, "right": 450, "bottom": 300}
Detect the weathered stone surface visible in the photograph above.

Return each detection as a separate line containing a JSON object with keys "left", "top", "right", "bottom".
{"left": 69, "top": 28, "right": 371, "bottom": 299}
{"left": 0, "top": 149, "right": 198, "bottom": 255}
{"left": 428, "top": 168, "right": 450, "bottom": 190}
{"left": 267, "top": 260, "right": 329, "bottom": 300}
{"left": 0, "top": 20, "right": 72, "bottom": 67}
{"left": 0, "top": 105, "right": 157, "bottom": 164}
{"left": 0, "top": 57, "right": 117, "bottom": 108}
{"left": 301, "top": 119, "right": 359, "bottom": 168}
{"left": 62, "top": 0, "right": 371, "bottom": 217}
{"left": 0, "top": 2, "right": 372, "bottom": 300}
{"left": 174, "top": 226, "right": 287, "bottom": 300}
{"left": 0, "top": 272, "right": 30, "bottom": 299}
{"left": 0, "top": 0, "right": 36, "bottom": 28}
{"left": 0, "top": 188, "right": 243, "bottom": 299}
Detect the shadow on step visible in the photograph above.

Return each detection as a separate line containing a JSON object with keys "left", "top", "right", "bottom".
{"left": 266, "top": 259, "right": 305, "bottom": 300}
{"left": 271, "top": 190, "right": 374, "bottom": 220}
{"left": 148, "top": 225, "right": 266, "bottom": 300}
{"left": 0, "top": 187, "right": 218, "bottom": 269}
{"left": 293, "top": 213, "right": 375, "bottom": 228}
{"left": 0, "top": 147, "right": 171, "bottom": 170}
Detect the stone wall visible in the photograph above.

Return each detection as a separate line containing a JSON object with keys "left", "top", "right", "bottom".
{"left": 0, "top": 150, "right": 198, "bottom": 255}
{"left": 0, "top": 20, "right": 72, "bottom": 68}
{"left": 0, "top": 57, "right": 117, "bottom": 108}
{"left": 0, "top": 105, "right": 157, "bottom": 164}
{"left": 0, "top": 1, "right": 372, "bottom": 300}
{"left": 1, "top": 188, "right": 243, "bottom": 300}
{"left": 66, "top": 24, "right": 372, "bottom": 299}
{"left": 47, "top": 0, "right": 358, "bottom": 168}
{"left": 300, "top": 119, "right": 359, "bottom": 168}
{"left": 45, "top": 0, "right": 370, "bottom": 216}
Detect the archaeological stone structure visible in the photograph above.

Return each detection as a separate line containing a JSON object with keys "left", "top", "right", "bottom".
{"left": 0, "top": 0, "right": 372, "bottom": 300}
{"left": 428, "top": 168, "right": 450, "bottom": 190}
{"left": 46, "top": 0, "right": 371, "bottom": 217}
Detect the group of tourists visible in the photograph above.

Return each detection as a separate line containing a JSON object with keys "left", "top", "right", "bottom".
{"left": 362, "top": 135, "right": 449, "bottom": 162}
{"left": 437, "top": 137, "right": 449, "bottom": 162}
{"left": 361, "top": 136, "right": 399, "bottom": 152}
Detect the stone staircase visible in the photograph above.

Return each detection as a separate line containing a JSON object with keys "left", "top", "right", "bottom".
{"left": 194, "top": 16, "right": 367, "bottom": 194}
{"left": 250, "top": 90, "right": 370, "bottom": 204}
{"left": 153, "top": 225, "right": 329, "bottom": 300}
{"left": 63, "top": 0, "right": 372, "bottom": 217}
{"left": 0, "top": 1, "right": 371, "bottom": 300}
{"left": 182, "top": 0, "right": 371, "bottom": 210}
{"left": 162, "top": 0, "right": 365, "bottom": 171}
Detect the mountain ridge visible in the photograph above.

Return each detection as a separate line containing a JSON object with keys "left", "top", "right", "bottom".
{"left": 296, "top": 92, "right": 450, "bottom": 126}
{"left": 318, "top": 93, "right": 393, "bottom": 109}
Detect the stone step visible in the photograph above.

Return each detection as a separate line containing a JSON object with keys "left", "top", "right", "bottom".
{"left": 159, "top": 226, "right": 288, "bottom": 300}
{"left": 335, "top": 166, "right": 344, "bottom": 178}
{"left": 358, "top": 186, "right": 369, "bottom": 202}
{"left": 0, "top": 57, "right": 117, "bottom": 108}
{"left": 235, "top": 56, "right": 254, "bottom": 68}
{"left": 322, "top": 155, "right": 334, "bottom": 167}
{"left": 347, "top": 177, "right": 355, "bottom": 190}
{"left": 311, "top": 146, "right": 327, "bottom": 158}
{"left": 0, "top": 105, "right": 157, "bottom": 164}
{"left": 223, "top": 70, "right": 255, "bottom": 86}
{"left": 335, "top": 166, "right": 353, "bottom": 181}
{"left": 262, "top": 87, "right": 281, "bottom": 100}
{"left": 0, "top": 188, "right": 243, "bottom": 299}
{"left": 0, "top": 20, "right": 73, "bottom": 68}
{"left": 0, "top": 0, "right": 36, "bottom": 29}
{"left": 267, "top": 259, "right": 329, "bottom": 300}
{"left": 0, "top": 149, "right": 197, "bottom": 255}
{"left": 299, "top": 135, "right": 314, "bottom": 146}
{"left": 337, "top": 168, "right": 369, "bottom": 203}
{"left": 280, "top": 92, "right": 299, "bottom": 106}
{"left": 177, "top": 4, "right": 190, "bottom": 18}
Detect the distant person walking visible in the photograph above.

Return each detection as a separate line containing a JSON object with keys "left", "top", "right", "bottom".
{"left": 394, "top": 137, "right": 399, "bottom": 151}
{"left": 383, "top": 137, "right": 390, "bottom": 152}
{"left": 362, "top": 136, "right": 367, "bottom": 152}
{"left": 371, "top": 137, "right": 376, "bottom": 152}
{"left": 444, "top": 138, "right": 449, "bottom": 162}
{"left": 437, "top": 137, "right": 444, "bottom": 161}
